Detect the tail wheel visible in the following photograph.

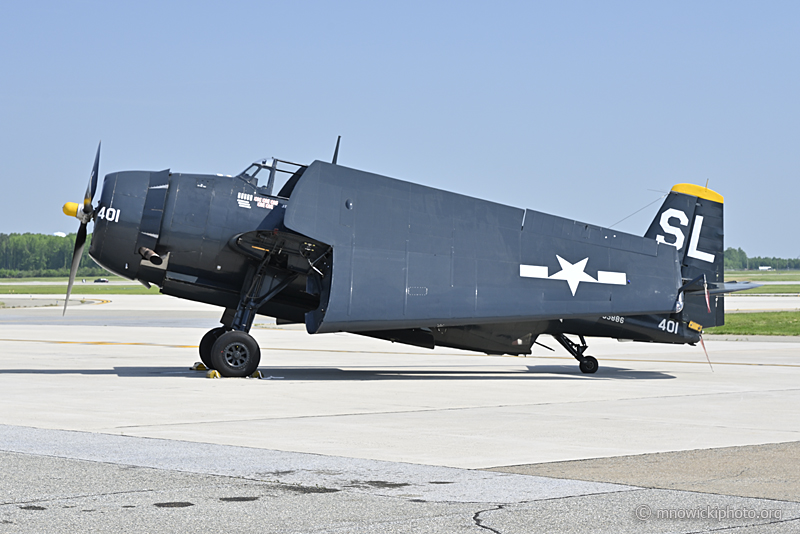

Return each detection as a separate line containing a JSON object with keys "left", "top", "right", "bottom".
{"left": 199, "top": 327, "right": 228, "bottom": 369}
{"left": 579, "top": 356, "right": 599, "bottom": 374}
{"left": 210, "top": 331, "right": 261, "bottom": 377}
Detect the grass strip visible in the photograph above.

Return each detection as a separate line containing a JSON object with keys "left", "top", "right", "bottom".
{"left": 0, "top": 285, "right": 160, "bottom": 295}
{"left": 0, "top": 275, "right": 128, "bottom": 283}
{"left": 739, "top": 285, "right": 800, "bottom": 294}
{"left": 706, "top": 311, "right": 800, "bottom": 336}
{"left": 725, "top": 270, "right": 800, "bottom": 282}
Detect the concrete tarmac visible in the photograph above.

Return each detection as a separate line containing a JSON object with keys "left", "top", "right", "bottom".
{"left": 0, "top": 295, "right": 798, "bottom": 532}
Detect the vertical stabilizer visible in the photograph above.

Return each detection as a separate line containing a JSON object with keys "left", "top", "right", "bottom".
{"left": 645, "top": 183, "right": 725, "bottom": 327}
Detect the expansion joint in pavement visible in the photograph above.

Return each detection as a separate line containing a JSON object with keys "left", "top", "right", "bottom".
{"left": 112, "top": 386, "right": 800, "bottom": 433}
{"left": 0, "top": 487, "right": 160, "bottom": 508}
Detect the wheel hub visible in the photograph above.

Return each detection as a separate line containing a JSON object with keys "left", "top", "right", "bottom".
{"left": 222, "top": 343, "right": 249, "bottom": 368}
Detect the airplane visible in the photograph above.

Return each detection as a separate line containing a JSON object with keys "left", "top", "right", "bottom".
{"left": 62, "top": 141, "right": 757, "bottom": 377}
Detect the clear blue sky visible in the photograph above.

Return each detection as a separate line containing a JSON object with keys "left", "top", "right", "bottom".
{"left": 1, "top": 1, "right": 798, "bottom": 258}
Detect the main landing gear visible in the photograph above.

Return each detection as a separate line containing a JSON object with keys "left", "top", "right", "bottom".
{"left": 199, "top": 236, "right": 300, "bottom": 377}
{"left": 198, "top": 327, "right": 262, "bottom": 378}
{"left": 197, "top": 228, "right": 330, "bottom": 378}
{"left": 209, "top": 330, "right": 261, "bottom": 377}
{"left": 553, "top": 333, "right": 599, "bottom": 374}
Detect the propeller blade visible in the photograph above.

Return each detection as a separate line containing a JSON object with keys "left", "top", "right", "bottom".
{"left": 63, "top": 223, "right": 87, "bottom": 316}
{"left": 84, "top": 141, "right": 101, "bottom": 214}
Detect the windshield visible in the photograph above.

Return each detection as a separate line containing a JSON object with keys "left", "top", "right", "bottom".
{"left": 237, "top": 158, "right": 307, "bottom": 197}
{"left": 240, "top": 164, "right": 263, "bottom": 179}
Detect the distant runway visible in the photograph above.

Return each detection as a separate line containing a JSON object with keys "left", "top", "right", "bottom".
{"left": 0, "top": 295, "right": 798, "bottom": 532}
{"left": 726, "top": 294, "right": 800, "bottom": 313}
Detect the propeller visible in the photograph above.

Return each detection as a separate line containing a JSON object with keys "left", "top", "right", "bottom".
{"left": 62, "top": 142, "right": 101, "bottom": 315}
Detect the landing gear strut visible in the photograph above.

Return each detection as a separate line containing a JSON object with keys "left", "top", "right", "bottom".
{"left": 553, "top": 334, "right": 599, "bottom": 374}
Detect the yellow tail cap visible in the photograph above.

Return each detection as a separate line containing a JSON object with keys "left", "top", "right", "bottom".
{"left": 671, "top": 184, "right": 724, "bottom": 204}
{"left": 62, "top": 202, "right": 79, "bottom": 217}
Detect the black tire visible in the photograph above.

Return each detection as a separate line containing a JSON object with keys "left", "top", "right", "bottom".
{"left": 210, "top": 331, "right": 261, "bottom": 377}
{"left": 199, "top": 327, "right": 228, "bottom": 369}
{"left": 579, "top": 355, "right": 599, "bottom": 374}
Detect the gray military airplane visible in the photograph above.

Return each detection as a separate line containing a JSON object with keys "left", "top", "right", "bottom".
{"left": 63, "top": 141, "right": 756, "bottom": 376}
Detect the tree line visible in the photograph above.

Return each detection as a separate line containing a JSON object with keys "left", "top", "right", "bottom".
{"left": 0, "top": 233, "right": 107, "bottom": 278}
{"left": 724, "top": 247, "right": 800, "bottom": 271}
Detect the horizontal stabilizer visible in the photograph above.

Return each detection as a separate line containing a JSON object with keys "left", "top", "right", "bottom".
{"left": 680, "top": 275, "right": 761, "bottom": 296}
{"left": 708, "top": 281, "right": 762, "bottom": 295}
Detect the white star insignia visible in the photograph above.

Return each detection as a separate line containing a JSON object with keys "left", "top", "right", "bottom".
{"left": 549, "top": 256, "right": 596, "bottom": 296}
{"left": 519, "top": 256, "right": 628, "bottom": 296}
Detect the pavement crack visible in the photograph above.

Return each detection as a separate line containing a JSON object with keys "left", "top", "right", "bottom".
{"left": 682, "top": 466, "right": 749, "bottom": 489}
{"left": 473, "top": 505, "right": 504, "bottom": 533}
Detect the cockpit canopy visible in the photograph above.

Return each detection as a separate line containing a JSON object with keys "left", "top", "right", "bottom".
{"left": 238, "top": 158, "right": 307, "bottom": 198}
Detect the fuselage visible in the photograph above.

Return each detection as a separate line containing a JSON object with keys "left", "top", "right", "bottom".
{"left": 86, "top": 161, "right": 701, "bottom": 356}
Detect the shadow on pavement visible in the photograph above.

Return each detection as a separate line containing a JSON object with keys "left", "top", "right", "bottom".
{"left": 252, "top": 365, "right": 675, "bottom": 381}
{"left": 0, "top": 365, "right": 674, "bottom": 380}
